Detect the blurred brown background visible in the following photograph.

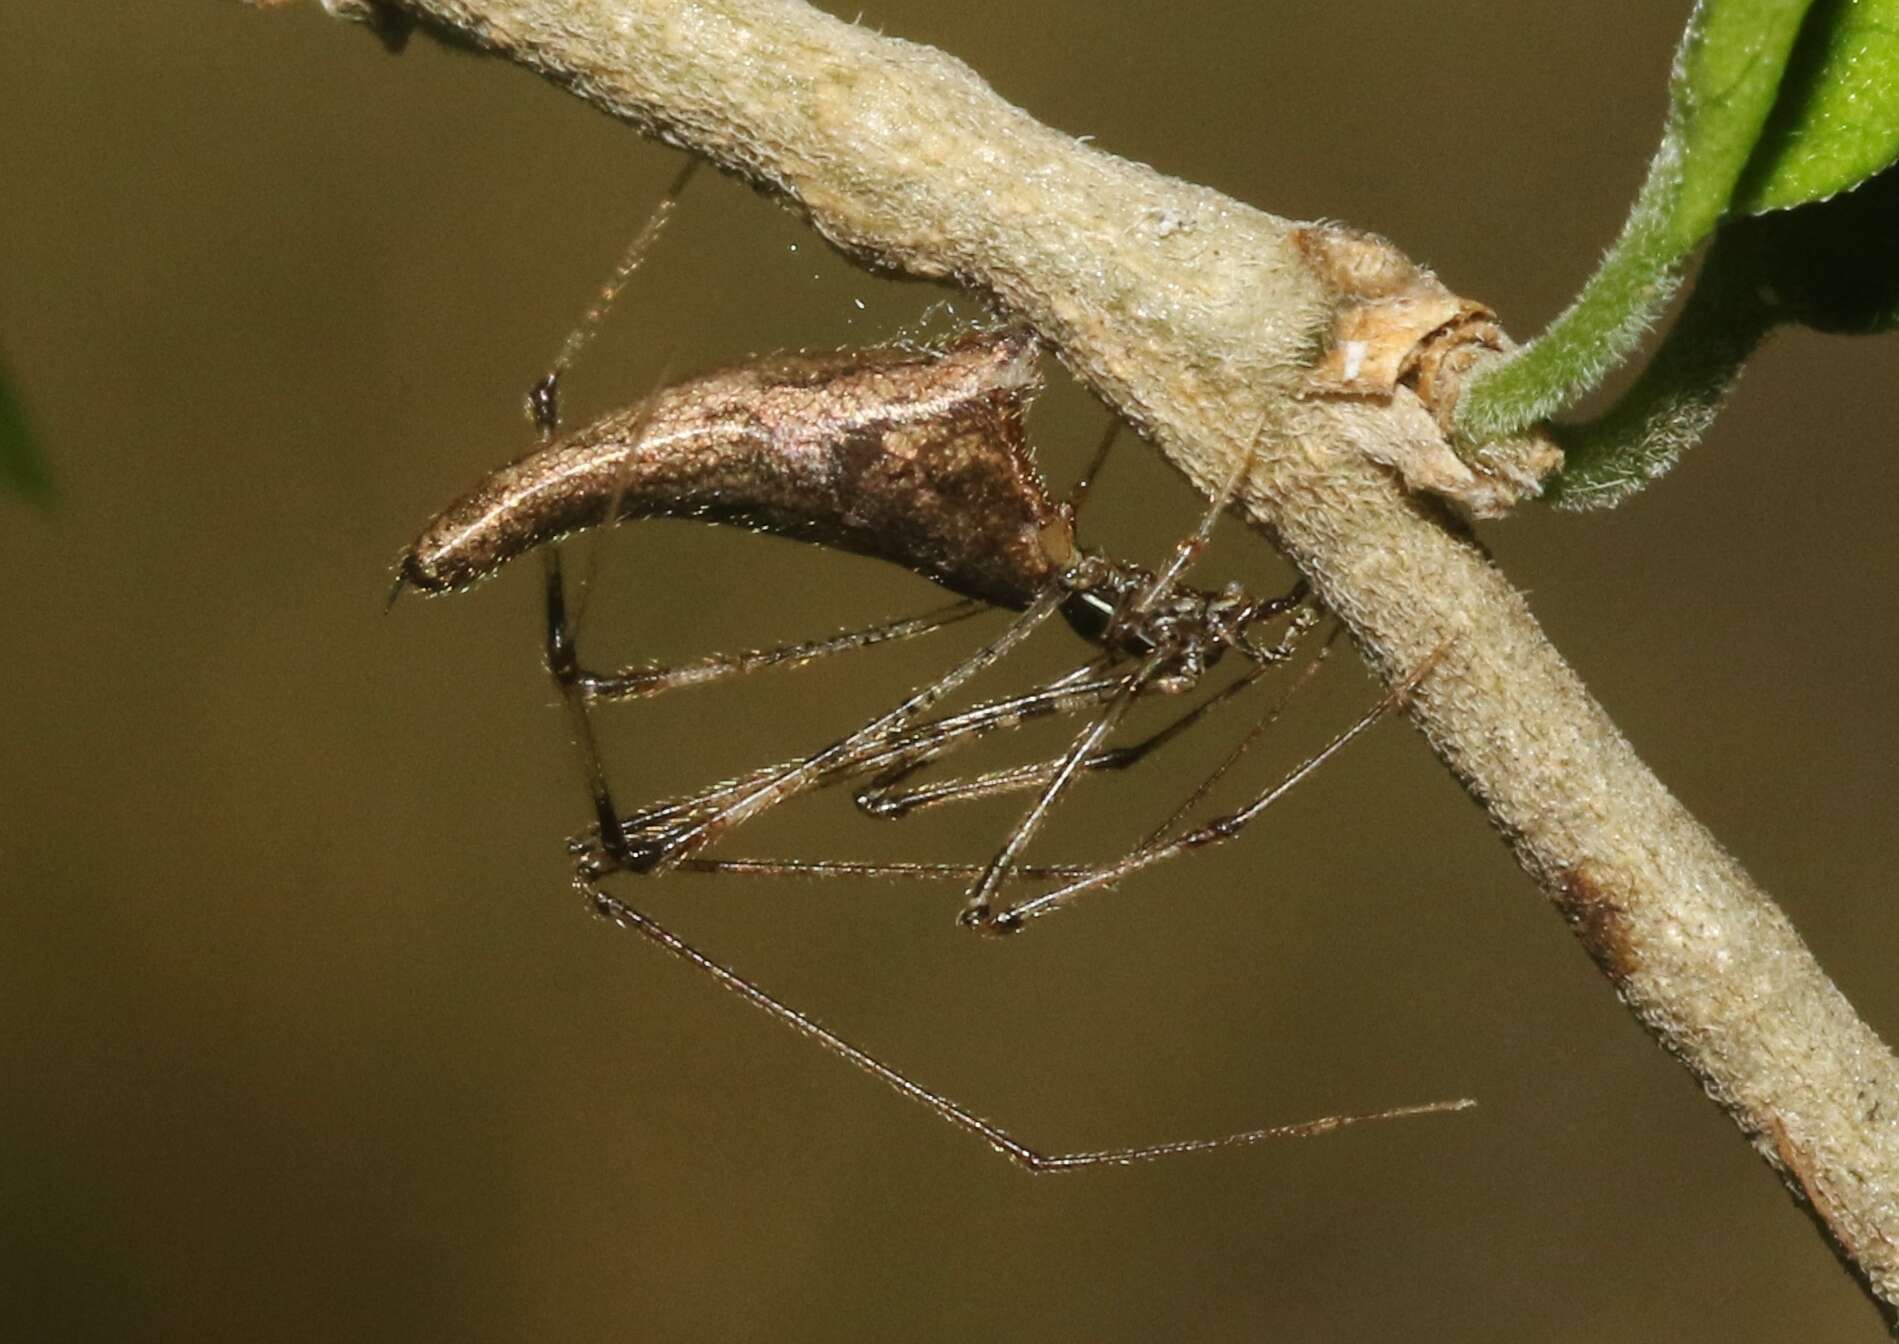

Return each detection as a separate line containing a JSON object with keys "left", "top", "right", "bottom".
{"left": 3, "top": 2, "right": 1895, "bottom": 1339}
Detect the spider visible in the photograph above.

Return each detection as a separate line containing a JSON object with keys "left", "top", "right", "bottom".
{"left": 395, "top": 162, "right": 1468, "bottom": 1168}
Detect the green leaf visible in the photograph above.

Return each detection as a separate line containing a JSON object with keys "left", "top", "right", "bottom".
{"left": 1667, "top": 0, "right": 1824, "bottom": 239}
{"left": 0, "top": 359, "right": 53, "bottom": 504}
{"left": 1454, "top": 1, "right": 1898, "bottom": 501}
{"left": 1734, "top": 0, "right": 1899, "bottom": 212}
{"left": 1455, "top": 0, "right": 1815, "bottom": 443}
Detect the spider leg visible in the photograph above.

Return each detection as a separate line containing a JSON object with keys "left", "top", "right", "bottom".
{"left": 579, "top": 872, "right": 1473, "bottom": 1171}
{"left": 959, "top": 647, "right": 1175, "bottom": 931}
{"left": 994, "top": 649, "right": 1440, "bottom": 929}
{"left": 567, "top": 664, "right": 1131, "bottom": 878}
{"left": 604, "top": 587, "right": 1069, "bottom": 871}
{"left": 574, "top": 600, "right": 984, "bottom": 702}
{"left": 856, "top": 658, "right": 1271, "bottom": 819}
{"left": 529, "top": 157, "right": 700, "bottom": 437}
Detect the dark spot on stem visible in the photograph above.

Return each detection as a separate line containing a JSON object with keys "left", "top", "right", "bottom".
{"left": 1552, "top": 867, "right": 1638, "bottom": 981}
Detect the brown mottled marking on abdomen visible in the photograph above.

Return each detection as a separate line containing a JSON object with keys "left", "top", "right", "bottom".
{"left": 399, "top": 328, "right": 1074, "bottom": 609}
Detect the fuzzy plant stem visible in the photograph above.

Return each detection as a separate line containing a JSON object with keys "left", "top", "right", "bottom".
{"left": 295, "top": 0, "right": 1899, "bottom": 1321}
{"left": 1546, "top": 266, "right": 1773, "bottom": 510}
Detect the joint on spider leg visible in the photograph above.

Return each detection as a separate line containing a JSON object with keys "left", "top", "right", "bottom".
{"left": 546, "top": 634, "right": 581, "bottom": 687}
{"left": 528, "top": 371, "right": 561, "bottom": 438}
{"left": 854, "top": 784, "right": 909, "bottom": 819}
{"left": 575, "top": 674, "right": 624, "bottom": 706}
{"left": 855, "top": 774, "right": 938, "bottom": 819}
{"left": 1279, "top": 604, "right": 1323, "bottom": 651}
{"left": 1263, "top": 578, "right": 1312, "bottom": 618}
{"left": 573, "top": 842, "right": 615, "bottom": 884}
{"left": 577, "top": 872, "right": 625, "bottom": 926}
{"left": 593, "top": 798, "right": 674, "bottom": 875}
{"left": 620, "top": 841, "right": 670, "bottom": 876}
{"left": 1245, "top": 601, "right": 1320, "bottom": 664}
{"left": 957, "top": 901, "right": 1026, "bottom": 938}
{"left": 591, "top": 795, "right": 634, "bottom": 868}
